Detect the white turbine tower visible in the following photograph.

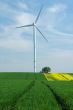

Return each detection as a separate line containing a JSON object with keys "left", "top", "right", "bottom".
{"left": 16, "top": 6, "right": 49, "bottom": 73}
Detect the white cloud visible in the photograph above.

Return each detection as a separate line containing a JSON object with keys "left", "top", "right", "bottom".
{"left": 0, "top": 1, "right": 35, "bottom": 52}
{"left": 0, "top": 2, "right": 9, "bottom": 12}
{"left": 39, "top": 3, "right": 73, "bottom": 42}
{"left": 0, "top": 2, "right": 17, "bottom": 18}
{"left": 49, "top": 3, "right": 67, "bottom": 13}
{"left": 17, "top": 2, "right": 28, "bottom": 10}
{"left": 0, "top": 39, "right": 32, "bottom": 52}
{"left": 49, "top": 49, "right": 73, "bottom": 72}
{"left": 48, "top": 49, "right": 73, "bottom": 59}
{"left": 48, "top": 28, "right": 73, "bottom": 38}
{"left": 0, "top": 61, "right": 33, "bottom": 72}
{"left": 15, "top": 12, "right": 35, "bottom": 26}
{"left": 0, "top": 1, "right": 73, "bottom": 53}
{"left": 0, "top": 25, "right": 33, "bottom": 52}
{"left": 38, "top": 48, "right": 73, "bottom": 72}
{"left": 38, "top": 3, "right": 67, "bottom": 32}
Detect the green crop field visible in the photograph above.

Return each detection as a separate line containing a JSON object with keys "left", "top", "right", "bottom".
{"left": 0, "top": 72, "right": 73, "bottom": 110}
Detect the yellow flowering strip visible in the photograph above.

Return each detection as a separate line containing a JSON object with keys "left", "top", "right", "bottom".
{"left": 44, "top": 73, "right": 73, "bottom": 81}
{"left": 62, "top": 74, "right": 73, "bottom": 80}
{"left": 51, "top": 73, "right": 67, "bottom": 80}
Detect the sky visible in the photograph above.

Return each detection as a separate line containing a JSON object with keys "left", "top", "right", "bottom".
{"left": 0, "top": 0, "right": 73, "bottom": 72}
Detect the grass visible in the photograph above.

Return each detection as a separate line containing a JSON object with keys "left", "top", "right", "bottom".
{"left": 0, "top": 72, "right": 73, "bottom": 110}
{"left": 47, "top": 81, "right": 73, "bottom": 110}
{"left": 15, "top": 81, "right": 61, "bottom": 110}
{"left": 0, "top": 79, "right": 33, "bottom": 109}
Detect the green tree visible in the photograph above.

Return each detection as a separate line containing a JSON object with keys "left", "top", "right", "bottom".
{"left": 42, "top": 66, "right": 51, "bottom": 73}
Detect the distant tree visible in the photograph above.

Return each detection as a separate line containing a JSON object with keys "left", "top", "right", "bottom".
{"left": 41, "top": 66, "right": 51, "bottom": 73}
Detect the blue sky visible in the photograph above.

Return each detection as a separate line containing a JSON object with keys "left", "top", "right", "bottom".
{"left": 0, "top": 0, "right": 73, "bottom": 72}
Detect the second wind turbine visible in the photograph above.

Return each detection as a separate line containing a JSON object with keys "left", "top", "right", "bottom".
{"left": 16, "top": 6, "right": 49, "bottom": 73}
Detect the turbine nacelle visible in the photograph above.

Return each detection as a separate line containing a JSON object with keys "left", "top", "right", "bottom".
{"left": 33, "top": 22, "right": 36, "bottom": 26}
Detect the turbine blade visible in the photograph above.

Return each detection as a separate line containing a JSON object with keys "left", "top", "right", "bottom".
{"left": 35, "top": 26, "right": 49, "bottom": 43}
{"left": 16, "top": 24, "right": 33, "bottom": 28}
{"left": 35, "top": 6, "right": 43, "bottom": 24}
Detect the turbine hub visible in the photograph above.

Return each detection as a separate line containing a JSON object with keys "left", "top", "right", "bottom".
{"left": 33, "top": 22, "right": 36, "bottom": 26}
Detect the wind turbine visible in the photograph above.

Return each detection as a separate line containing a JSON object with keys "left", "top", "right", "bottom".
{"left": 16, "top": 6, "right": 49, "bottom": 73}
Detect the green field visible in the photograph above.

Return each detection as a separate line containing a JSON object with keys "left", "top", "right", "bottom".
{"left": 0, "top": 73, "right": 73, "bottom": 110}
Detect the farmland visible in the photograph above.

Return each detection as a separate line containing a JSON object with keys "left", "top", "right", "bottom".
{"left": 0, "top": 73, "right": 73, "bottom": 110}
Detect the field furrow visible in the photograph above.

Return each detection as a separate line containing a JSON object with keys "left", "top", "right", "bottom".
{"left": 15, "top": 81, "right": 61, "bottom": 110}
{"left": 42, "top": 81, "right": 69, "bottom": 110}
{"left": 10, "top": 80, "right": 35, "bottom": 110}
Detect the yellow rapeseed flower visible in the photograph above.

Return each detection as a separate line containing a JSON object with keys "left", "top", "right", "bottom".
{"left": 44, "top": 73, "right": 73, "bottom": 81}
{"left": 62, "top": 74, "right": 73, "bottom": 80}
{"left": 51, "top": 73, "right": 67, "bottom": 80}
